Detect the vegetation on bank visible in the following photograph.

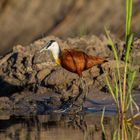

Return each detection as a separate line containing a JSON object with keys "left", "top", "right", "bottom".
{"left": 102, "top": 0, "right": 140, "bottom": 139}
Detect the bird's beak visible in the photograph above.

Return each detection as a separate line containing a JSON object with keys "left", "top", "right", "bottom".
{"left": 40, "top": 43, "right": 49, "bottom": 53}
{"left": 40, "top": 46, "right": 46, "bottom": 53}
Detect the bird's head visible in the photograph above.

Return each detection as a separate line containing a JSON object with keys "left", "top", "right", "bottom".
{"left": 40, "top": 40, "right": 59, "bottom": 53}
{"left": 40, "top": 40, "right": 61, "bottom": 64}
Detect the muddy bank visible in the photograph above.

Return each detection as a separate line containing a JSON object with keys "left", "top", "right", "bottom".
{"left": 0, "top": 35, "right": 140, "bottom": 114}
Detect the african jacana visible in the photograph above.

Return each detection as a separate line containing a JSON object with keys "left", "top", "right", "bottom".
{"left": 40, "top": 40, "right": 107, "bottom": 110}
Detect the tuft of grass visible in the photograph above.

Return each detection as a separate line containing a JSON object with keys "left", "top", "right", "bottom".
{"left": 111, "top": 120, "right": 139, "bottom": 140}
{"left": 101, "top": 0, "right": 140, "bottom": 138}
{"left": 105, "top": 0, "right": 139, "bottom": 122}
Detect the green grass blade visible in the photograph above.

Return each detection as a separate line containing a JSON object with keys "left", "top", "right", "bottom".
{"left": 132, "top": 99, "right": 139, "bottom": 112}
{"left": 112, "top": 130, "right": 118, "bottom": 140}
{"left": 101, "top": 107, "right": 106, "bottom": 139}
{"left": 128, "top": 70, "right": 136, "bottom": 94}
{"left": 105, "top": 28, "right": 119, "bottom": 62}
{"left": 125, "top": 34, "right": 133, "bottom": 63}
{"left": 123, "top": 33, "right": 133, "bottom": 111}
{"left": 105, "top": 27, "right": 123, "bottom": 112}
{"left": 105, "top": 28, "right": 122, "bottom": 93}
{"left": 125, "top": 0, "right": 133, "bottom": 42}
{"left": 106, "top": 76, "right": 117, "bottom": 103}
{"left": 126, "top": 70, "right": 136, "bottom": 110}
{"left": 113, "top": 72, "right": 119, "bottom": 100}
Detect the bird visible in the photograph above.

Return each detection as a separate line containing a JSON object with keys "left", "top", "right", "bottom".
{"left": 40, "top": 40, "right": 107, "bottom": 110}
{"left": 40, "top": 40, "right": 107, "bottom": 77}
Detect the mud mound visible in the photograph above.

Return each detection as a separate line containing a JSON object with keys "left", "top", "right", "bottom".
{"left": 0, "top": 35, "right": 140, "bottom": 114}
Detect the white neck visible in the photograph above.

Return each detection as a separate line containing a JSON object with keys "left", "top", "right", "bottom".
{"left": 48, "top": 42, "right": 61, "bottom": 60}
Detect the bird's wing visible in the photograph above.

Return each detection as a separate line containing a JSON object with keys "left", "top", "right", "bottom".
{"left": 60, "top": 49, "right": 78, "bottom": 73}
{"left": 61, "top": 49, "right": 87, "bottom": 76}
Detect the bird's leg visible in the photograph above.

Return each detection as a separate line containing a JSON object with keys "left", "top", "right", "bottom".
{"left": 79, "top": 77, "right": 89, "bottom": 110}
{"left": 72, "top": 77, "right": 89, "bottom": 111}
{"left": 81, "top": 77, "right": 88, "bottom": 101}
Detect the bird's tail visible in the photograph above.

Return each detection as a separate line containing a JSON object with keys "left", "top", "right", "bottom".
{"left": 92, "top": 56, "right": 108, "bottom": 65}
{"left": 85, "top": 56, "right": 108, "bottom": 69}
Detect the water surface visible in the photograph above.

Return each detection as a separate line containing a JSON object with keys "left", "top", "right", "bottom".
{"left": 0, "top": 112, "right": 140, "bottom": 140}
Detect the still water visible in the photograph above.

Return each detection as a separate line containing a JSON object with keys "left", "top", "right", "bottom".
{"left": 0, "top": 113, "right": 112, "bottom": 140}
{"left": 0, "top": 112, "right": 140, "bottom": 140}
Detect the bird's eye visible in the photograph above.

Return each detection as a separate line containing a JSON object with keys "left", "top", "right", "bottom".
{"left": 48, "top": 42, "right": 51, "bottom": 46}
{"left": 46, "top": 40, "right": 55, "bottom": 48}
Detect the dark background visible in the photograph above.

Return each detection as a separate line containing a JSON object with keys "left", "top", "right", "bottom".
{"left": 0, "top": 0, "right": 140, "bottom": 55}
